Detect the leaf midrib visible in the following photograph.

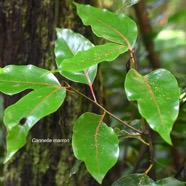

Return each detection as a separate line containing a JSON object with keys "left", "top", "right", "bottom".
{"left": 26, "top": 86, "right": 63, "bottom": 120}
{"left": 62, "top": 44, "right": 126, "bottom": 71}
{"left": 0, "top": 79, "right": 60, "bottom": 87}
{"left": 80, "top": 7, "right": 131, "bottom": 47}
{"left": 143, "top": 76, "right": 163, "bottom": 125}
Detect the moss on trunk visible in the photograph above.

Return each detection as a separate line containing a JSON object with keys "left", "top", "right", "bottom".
{"left": 0, "top": 0, "right": 100, "bottom": 185}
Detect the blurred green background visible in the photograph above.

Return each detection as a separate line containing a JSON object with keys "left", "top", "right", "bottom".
{"left": 100, "top": 0, "right": 186, "bottom": 180}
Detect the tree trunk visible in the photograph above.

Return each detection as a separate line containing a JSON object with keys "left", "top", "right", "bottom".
{"left": 133, "top": 0, "right": 161, "bottom": 69}
{"left": 0, "top": 1, "right": 101, "bottom": 185}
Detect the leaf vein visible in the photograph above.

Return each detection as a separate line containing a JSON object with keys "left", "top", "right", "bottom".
{"left": 26, "top": 87, "right": 63, "bottom": 119}
{"left": 81, "top": 9, "right": 131, "bottom": 47}
{"left": 0, "top": 79, "right": 60, "bottom": 87}
{"left": 144, "top": 76, "right": 163, "bottom": 124}
{"left": 94, "top": 112, "right": 106, "bottom": 173}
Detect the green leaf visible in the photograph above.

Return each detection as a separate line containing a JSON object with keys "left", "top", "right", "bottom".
{"left": 111, "top": 174, "right": 186, "bottom": 186}
{"left": 60, "top": 43, "right": 127, "bottom": 72}
{"left": 156, "top": 177, "right": 186, "bottom": 186}
{"left": 0, "top": 65, "right": 66, "bottom": 162}
{"left": 0, "top": 65, "right": 60, "bottom": 95}
{"left": 125, "top": 69, "right": 180, "bottom": 144}
{"left": 75, "top": 3, "right": 137, "bottom": 47}
{"left": 72, "top": 112, "right": 119, "bottom": 184}
{"left": 111, "top": 174, "right": 154, "bottom": 186}
{"left": 55, "top": 28, "right": 97, "bottom": 85}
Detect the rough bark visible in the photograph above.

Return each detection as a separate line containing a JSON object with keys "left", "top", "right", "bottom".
{"left": 0, "top": 1, "right": 102, "bottom": 185}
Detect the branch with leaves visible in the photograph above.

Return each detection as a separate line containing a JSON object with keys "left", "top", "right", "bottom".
{"left": 0, "top": 3, "right": 185, "bottom": 186}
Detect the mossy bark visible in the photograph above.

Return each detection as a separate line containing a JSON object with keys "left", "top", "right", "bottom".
{"left": 0, "top": 0, "right": 100, "bottom": 185}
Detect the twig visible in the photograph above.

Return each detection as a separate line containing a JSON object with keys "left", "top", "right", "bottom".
{"left": 65, "top": 82, "right": 142, "bottom": 134}
{"left": 138, "top": 164, "right": 153, "bottom": 185}
{"left": 128, "top": 48, "right": 137, "bottom": 70}
{"left": 145, "top": 164, "right": 153, "bottom": 175}
{"left": 83, "top": 69, "right": 97, "bottom": 102}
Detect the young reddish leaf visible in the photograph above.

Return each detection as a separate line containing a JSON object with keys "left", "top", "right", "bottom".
{"left": 0, "top": 65, "right": 66, "bottom": 162}
{"left": 55, "top": 28, "right": 97, "bottom": 85}
{"left": 75, "top": 3, "right": 137, "bottom": 47}
{"left": 72, "top": 112, "right": 119, "bottom": 184}
{"left": 125, "top": 69, "right": 180, "bottom": 144}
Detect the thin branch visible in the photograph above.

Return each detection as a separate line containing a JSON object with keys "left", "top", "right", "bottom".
{"left": 83, "top": 69, "right": 97, "bottom": 102}
{"left": 139, "top": 164, "right": 153, "bottom": 185}
{"left": 65, "top": 82, "right": 142, "bottom": 134}
{"left": 128, "top": 48, "right": 137, "bottom": 70}
{"left": 145, "top": 164, "right": 153, "bottom": 175}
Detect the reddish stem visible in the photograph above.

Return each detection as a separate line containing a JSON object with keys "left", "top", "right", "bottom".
{"left": 84, "top": 70, "right": 97, "bottom": 102}
{"left": 94, "top": 112, "right": 106, "bottom": 171}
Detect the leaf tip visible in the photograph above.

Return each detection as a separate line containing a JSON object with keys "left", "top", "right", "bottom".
{"left": 90, "top": 171, "right": 104, "bottom": 185}
{"left": 3, "top": 151, "right": 16, "bottom": 164}
{"left": 161, "top": 133, "right": 172, "bottom": 145}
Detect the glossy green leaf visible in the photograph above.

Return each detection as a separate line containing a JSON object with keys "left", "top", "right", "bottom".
{"left": 55, "top": 28, "right": 97, "bottom": 85}
{"left": 156, "top": 177, "right": 186, "bottom": 186}
{"left": 0, "top": 65, "right": 66, "bottom": 162}
{"left": 0, "top": 65, "right": 60, "bottom": 95}
{"left": 111, "top": 174, "right": 154, "bottom": 186}
{"left": 125, "top": 69, "right": 180, "bottom": 144}
{"left": 111, "top": 174, "right": 186, "bottom": 186}
{"left": 60, "top": 43, "right": 127, "bottom": 72}
{"left": 72, "top": 112, "right": 119, "bottom": 184}
{"left": 75, "top": 3, "right": 137, "bottom": 47}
